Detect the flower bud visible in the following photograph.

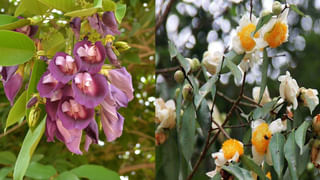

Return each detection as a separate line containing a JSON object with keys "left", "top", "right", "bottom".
{"left": 313, "top": 114, "right": 320, "bottom": 136}
{"left": 174, "top": 70, "right": 184, "bottom": 83}
{"left": 114, "top": 41, "right": 131, "bottom": 52}
{"left": 175, "top": 88, "right": 181, "bottom": 98}
{"left": 272, "top": 1, "right": 282, "bottom": 15}
{"left": 202, "top": 51, "right": 223, "bottom": 75}
{"left": 299, "top": 87, "right": 319, "bottom": 112}
{"left": 191, "top": 58, "right": 201, "bottom": 72}
{"left": 27, "top": 96, "right": 38, "bottom": 108}
{"left": 182, "top": 84, "right": 193, "bottom": 101}
{"left": 155, "top": 128, "right": 167, "bottom": 145}
{"left": 28, "top": 107, "right": 41, "bottom": 131}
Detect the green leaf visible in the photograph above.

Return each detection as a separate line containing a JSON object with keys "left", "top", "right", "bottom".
{"left": 64, "top": 7, "right": 98, "bottom": 17}
{"left": 290, "top": 4, "right": 305, "bottom": 16}
{"left": 240, "top": 155, "right": 266, "bottom": 180}
{"left": 115, "top": 3, "right": 126, "bottom": 23}
{"left": 0, "top": 167, "right": 13, "bottom": 180}
{"left": 252, "top": 100, "right": 277, "bottom": 120}
{"left": 176, "top": 82, "right": 183, "bottom": 132}
{"left": 194, "top": 75, "right": 218, "bottom": 109}
{"left": 13, "top": 116, "right": 46, "bottom": 180}
{"left": 179, "top": 102, "right": 196, "bottom": 162}
{"left": 305, "top": 94, "right": 317, "bottom": 114}
{"left": 25, "top": 162, "right": 57, "bottom": 179}
{"left": 252, "top": 14, "right": 273, "bottom": 36}
{"left": 168, "top": 41, "right": 191, "bottom": 73}
{"left": 196, "top": 100, "right": 211, "bottom": 137}
{"left": 0, "top": 15, "right": 30, "bottom": 30}
{"left": 259, "top": 48, "right": 269, "bottom": 104}
{"left": 225, "top": 57, "right": 242, "bottom": 83}
{"left": 212, "top": 173, "right": 222, "bottom": 180}
{"left": 26, "top": 60, "right": 47, "bottom": 121}
{"left": 222, "top": 50, "right": 245, "bottom": 82}
{"left": 6, "top": 91, "right": 27, "bottom": 129}
{"left": 37, "top": 0, "right": 78, "bottom": 12}
{"left": 70, "top": 164, "right": 120, "bottom": 180}
{"left": 269, "top": 133, "right": 285, "bottom": 179}
{"left": 284, "top": 131, "right": 298, "bottom": 180}
{"left": 0, "top": 30, "right": 35, "bottom": 66}
{"left": 222, "top": 164, "right": 253, "bottom": 180}
{"left": 15, "top": 0, "right": 49, "bottom": 17}
{"left": 42, "top": 32, "right": 65, "bottom": 57}
{"left": 102, "top": 0, "right": 116, "bottom": 11}
{"left": 55, "top": 171, "right": 79, "bottom": 180}
{"left": 0, "top": 151, "right": 16, "bottom": 165}
{"left": 295, "top": 120, "right": 311, "bottom": 155}
{"left": 93, "top": 0, "right": 103, "bottom": 8}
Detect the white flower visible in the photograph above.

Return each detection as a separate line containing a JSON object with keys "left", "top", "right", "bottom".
{"left": 155, "top": 98, "right": 176, "bottom": 129}
{"left": 252, "top": 86, "right": 271, "bottom": 105}
{"left": 300, "top": 87, "right": 319, "bottom": 112}
{"left": 258, "top": 8, "right": 289, "bottom": 49}
{"left": 202, "top": 41, "right": 224, "bottom": 75}
{"left": 251, "top": 119, "right": 287, "bottom": 165}
{"left": 229, "top": 0, "right": 243, "bottom": 3}
{"left": 231, "top": 13, "right": 259, "bottom": 54}
{"left": 278, "top": 71, "right": 300, "bottom": 109}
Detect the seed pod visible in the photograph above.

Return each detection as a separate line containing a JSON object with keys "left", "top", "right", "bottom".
{"left": 182, "top": 84, "right": 193, "bottom": 101}
{"left": 174, "top": 70, "right": 184, "bottom": 83}
{"left": 191, "top": 58, "right": 201, "bottom": 72}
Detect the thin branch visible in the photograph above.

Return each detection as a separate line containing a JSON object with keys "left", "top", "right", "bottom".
{"left": 156, "top": 66, "right": 179, "bottom": 74}
{"left": 0, "top": 121, "right": 26, "bottom": 139}
{"left": 250, "top": 0, "right": 253, "bottom": 21}
{"left": 211, "top": 123, "right": 250, "bottom": 131}
{"left": 118, "top": 163, "right": 155, "bottom": 174}
{"left": 155, "top": 0, "right": 176, "bottom": 30}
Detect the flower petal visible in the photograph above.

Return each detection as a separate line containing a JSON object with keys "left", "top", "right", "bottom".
{"left": 70, "top": 17, "right": 81, "bottom": 39}
{"left": 37, "top": 71, "right": 64, "bottom": 98}
{"left": 107, "top": 67, "right": 134, "bottom": 101}
{"left": 102, "top": 11, "right": 120, "bottom": 35}
{"left": 4, "top": 73, "right": 23, "bottom": 105}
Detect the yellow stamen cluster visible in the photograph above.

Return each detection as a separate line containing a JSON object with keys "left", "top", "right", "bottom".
{"left": 222, "top": 139, "right": 244, "bottom": 160}
{"left": 238, "top": 23, "right": 259, "bottom": 51}
{"left": 251, "top": 123, "right": 272, "bottom": 154}
{"left": 264, "top": 22, "right": 288, "bottom": 48}
{"left": 266, "top": 172, "right": 272, "bottom": 179}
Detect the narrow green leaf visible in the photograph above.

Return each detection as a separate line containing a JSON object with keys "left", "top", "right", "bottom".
{"left": 6, "top": 91, "right": 27, "bottom": 129}
{"left": 240, "top": 155, "right": 266, "bottom": 180}
{"left": 252, "top": 100, "right": 277, "bottom": 120}
{"left": 15, "top": 0, "right": 49, "bottom": 17}
{"left": 115, "top": 3, "right": 126, "bottom": 23}
{"left": 13, "top": 117, "right": 46, "bottom": 180}
{"left": 290, "top": 4, "right": 305, "bottom": 16}
{"left": 37, "top": 0, "right": 78, "bottom": 12}
{"left": 70, "top": 164, "right": 120, "bottom": 180}
{"left": 93, "top": 0, "right": 103, "bottom": 8}
{"left": 176, "top": 82, "right": 183, "bottom": 132}
{"left": 284, "top": 131, "right": 298, "bottom": 180}
{"left": 252, "top": 14, "right": 273, "bottom": 36}
{"left": 168, "top": 40, "right": 177, "bottom": 58}
{"left": 0, "top": 30, "right": 35, "bottom": 66}
{"left": 179, "top": 102, "right": 196, "bottom": 162}
{"left": 0, "top": 167, "right": 13, "bottom": 180}
{"left": 25, "top": 162, "right": 57, "bottom": 179}
{"left": 0, "top": 151, "right": 16, "bottom": 165}
{"left": 225, "top": 57, "right": 242, "bottom": 82}
{"left": 55, "top": 171, "right": 79, "bottom": 180}
{"left": 64, "top": 7, "right": 98, "bottom": 17}
{"left": 222, "top": 50, "right": 245, "bottom": 82}
{"left": 295, "top": 120, "right": 311, "bottom": 155}
{"left": 305, "top": 95, "right": 317, "bottom": 114}
{"left": 269, "top": 133, "right": 285, "bottom": 179}
{"left": 168, "top": 41, "right": 191, "bottom": 73}
{"left": 194, "top": 75, "right": 218, "bottom": 109}
{"left": 196, "top": 100, "right": 211, "bottom": 137}
{"left": 259, "top": 48, "right": 269, "bottom": 104}
{"left": 42, "top": 32, "right": 65, "bottom": 56}
{"left": 0, "top": 15, "right": 30, "bottom": 30}
{"left": 222, "top": 164, "right": 253, "bottom": 180}
{"left": 102, "top": 0, "right": 116, "bottom": 11}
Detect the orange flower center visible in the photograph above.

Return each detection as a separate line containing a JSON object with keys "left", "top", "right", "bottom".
{"left": 264, "top": 22, "right": 288, "bottom": 48}
{"left": 222, "top": 139, "right": 244, "bottom": 160}
{"left": 237, "top": 23, "right": 259, "bottom": 51}
{"left": 251, "top": 123, "right": 272, "bottom": 154}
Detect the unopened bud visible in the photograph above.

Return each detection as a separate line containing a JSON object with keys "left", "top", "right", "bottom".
{"left": 155, "top": 128, "right": 167, "bottom": 146}
{"left": 182, "top": 84, "right": 193, "bottom": 101}
{"left": 174, "top": 70, "right": 184, "bottom": 83}
{"left": 313, "top": 114, "right": 320, "bottom": 136}
{"left": 28, "top": 107, "right": 41, "bottom": 131}
{"left": 114, "top": 41, "right": 131, "bottom": 52}
{"left": 272, "top": 1, "right": 282, "bottom": 15}
{"left": 175, "top": 88, "right": 181, "bottom": 98}
{"left": 191, "top": 58, "right": 201, "bottom": 72}
{"left": 27, "top": 96, "right": 38, "bottom": 108}
{"left": 28, "top": 15, "right": 42, "bottom": 25}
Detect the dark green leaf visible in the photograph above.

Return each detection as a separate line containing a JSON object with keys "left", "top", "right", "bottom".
{"left": 168, "top": 41, "right": 191, "bottom": 73}
{"left": 196, "top": 100, "right": 211, "bottom": 137}
{"left": 222, "top": 50, "right": 245, "bottom": 82}
{"left": 55, "top": 171, "right": 79, "bottom": 180}
{"left": 102, "top": 0, "right": 116, "bottom": 11}
{"left": 240, "top": 155, "right": 266, "bottom": 180}
{"left": 37, "top": 0, "right": 78, "bottom": 12}
{"left": 13, "top": 117, "right": 46, "bottom": 180}
{"left": 305, "top": 95, "right": 317, "bottom": 114}
{"left": 168, "top": 40, "right": 177, "bottom": 58}
{"left": 0, "top": 151, "right": 16, "bottom": 165}
{"left": 0, "top": 30, "right": 35, "bottom": 66}
{"left": 115, "top": 3, "right": 126, "bottom": 23}
{"left": 0, "top": 15, "right": 30, "bottom": 30}
{"left": 194, "top": 75, "right": 218, "bottom": 109}
{"left": 6, "top": 91, "right": 27, "bottom": 129}
{"left": 64, "top": 7, "right": 98, "bottom": 17}
{"left": 252, "top": 100, "right": 277, "bottom": 120}
{"left": 70, "top": 164, "right": 120, "bottom": 180}
{"left": 15, "top": 0, "right": 49, "bottom": 17}
{"left": 222, "top": 164, "right": 253, "bottom": 180}
{"left": 284, "top": 131, "right": 298, "bottom": 180}
{"left": 295, "top": 120, "right": 311, "bottom": 155}
{"left": 212, "top": 173, "right": 221, "bottom": 180}
{"left": 269, "top": 133, "right": 285, "bottom": 179}
{"left": 259, "top": 48, "right": 269, "bottom": 104}
{"left": 290, "top": 4, "right": 305, "bottom": 16}
{"left": 252, "top": 14, "right": 273, "bottom": 36}
{"left": 25, "top": 162, "right": 57, "bottom": 179}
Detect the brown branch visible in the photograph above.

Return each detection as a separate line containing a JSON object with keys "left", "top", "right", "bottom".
{"left": 156, "top": 66, "right": 179, "bottom": 74}
{"left": 156, "top": 0, "right": 176, "bottom": 30}
{"left": 0, "top": 121, "right": 26, "bottom": 139}
{"left": 211, "top": 123, "right": 250, "bottom": 131}
{"left": 118, "top": 163, "right": 155, "bottom": 174}
{"left": 126, "top": 130, "right": 155, "bottom": 141}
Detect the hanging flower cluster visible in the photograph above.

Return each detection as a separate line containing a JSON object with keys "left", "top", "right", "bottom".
{"left": 34, "top": 12, "right": 134, "bottom": 154}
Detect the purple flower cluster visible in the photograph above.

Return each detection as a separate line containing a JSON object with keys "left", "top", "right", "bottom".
{"left": 37, "top": 40, "right": 134, "bottom": 154}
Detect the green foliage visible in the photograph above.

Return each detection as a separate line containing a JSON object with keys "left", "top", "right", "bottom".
{"left": 5, "top": 91, "right": 26, "bottom": 129}
{"left": 284, "top": 131, "right": 299, "bottom": 180}
{"left": 25, "top": 162, "right": 57, "bottom": 179}
{"left": 15, "top": 0, "right": 49, "bottom": 17}
{"left": 168, "top": 41, "right": 191, "bottom": 73}
{"left": 222, "top": 164, "right": 253, "bottom": 180}
{"left": 295, "top": 120, "right": 311, "bottom": 155}
{"left": 269, "top": 133, "right": 285, "bottom": 179}
{"left": 70, "top": 164, "right": 120, "bottom": 180}
{"left": 37, "top": 0, "right": 78, "bottom": 12}
{"left": 0, "top": 151, "right": 16, "bottom": 165}
{"left": 194, "top": 75, "right": 218, "bottom": 109}
{"left": 259, "top": 48, "right": 269, "bottom": 104}
{"left": 252, "top": 13, "right": 273, "bottom": 36}
{"left": 115, "top": 3, "right": 126, "bottom": 23}
{"left": 240, "top": 155, "right": 266, "bottom": 180}
{"left": 290, "top": 4, "right": 305, "bottom": 17}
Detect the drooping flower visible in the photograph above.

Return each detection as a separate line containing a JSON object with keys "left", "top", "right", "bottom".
{"left": 206, "top": 139, "right": 244, "bottom": 178}
{"left": 72, "top": 72, "right": 108, "bottom": 108}
{"left": 87, "top": 12, "right": 120, "bottom": 37}
{"left": 278, "top": 71, "right": 300, "bottom": 109}
{"left": 105, "top": 42, "right": 119, "bottom": 66}
{"left": 37, "top": 71, "right": 64, "bottom": 98}
{"left": 74, "top": 40, "right": 106, "bottom": 74}
{"left": 251, "top": 119, "right": 287, "bottom": 165}
{"left": 107, "top": 67, "right": 134, "bottom": 101}
{"left": 231, "top": 14, "right": 259, "bottom": 54}
{"left": 252, "top": 86, "right": 272, "bottom": 105}
{"left": 1, "top": 65, "right": 24, "bottom": 105}
{"left": 155, "top": 98, "right": 176, "bottom": 129}
{"left": 84, "top": 120, "right": 99, "bottom": 151}
{"left": 70, "top": 17, "right": 81, "bottom": 40}
{"left": 299, "top": 87, "right": 319, "bottom": 112}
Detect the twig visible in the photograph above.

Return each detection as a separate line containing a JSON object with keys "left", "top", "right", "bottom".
{"left": 0, "top": 121, "right": 26, "bottom": 139}
{"left": 211, "top": 123, "right": 250, "bottom": 131}
{"left": 155, "top": 0, "right": 176, "bottom": 30}
{"left": 156, "top": 66, "right": 179, "bottom": 74}
{"left": 250, "top": 0, "right": 253, "bottom": 21}
{"left": 118, "top": 163, "right": 155, "bottom": 174}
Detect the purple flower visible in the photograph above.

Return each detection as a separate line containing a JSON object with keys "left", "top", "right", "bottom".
{"left": 1, "top": 66, "right": 24, "bottom": 105}
{"left": 74, "top": 40, "right": 106, "bottom": 74}
{"left": 110, "top": 84, "right": 129, "bottom": 108}
{"left": 70, "top": 17, "right": 81, "bottom": 39}
{"left": 84, "top": 120, "right": 99, "bottom": 151}
{"left": 87, "top": 12, "right": 120, "bottom": 37}
{"left": 105, "top": 42, "right": 119, "bottom": 66}
{"left": 107, "top": 67, "right": 134, "bottom": 101}
{"left": 0, "top": 66, "right": 18, "bottom": 82}
{"left": 49, "top": 52, "right": 80, "bottom": 84}
{"left": 37, "top": 71, "right": 63, "bottom": 98}
{"left": 72, "top": 72, "right": 108, "bottom": 108}
{"left": 16, "top": 17, "right": 38, "bottom": 38}
{"left": 57, "top": 96, "right": 95, "bottom": 130}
